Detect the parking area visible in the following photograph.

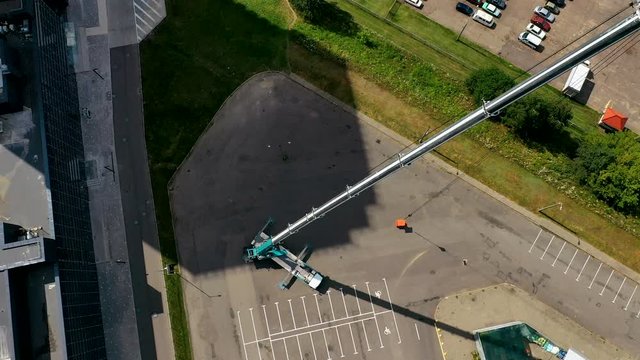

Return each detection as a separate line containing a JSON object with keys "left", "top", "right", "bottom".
{"left": 526, "top": 228, "right": 640, "bottom": 316}
{"left": 419, "top": 0, "right": 640, "bottom": 131}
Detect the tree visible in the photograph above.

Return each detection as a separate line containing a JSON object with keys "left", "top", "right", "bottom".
{"left": 290, "top": 0, "right": 326, "bottom": 22}
{"left": 501, "top": 95, "right": 572, "bottom": 141}
{"left": 465, "top": 67, "right": 515, "bottom": 106}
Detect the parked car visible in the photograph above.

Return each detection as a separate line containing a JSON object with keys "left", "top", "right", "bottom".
{"left": 534, "top": 6, "right": 556, "bottom": 22}
{"left": 531, "top": 14, "right": 552, "bottom": 31}
{"left": 486, "top": 0, "right": 506, "bottom": 10}
{"left": 482, "top": 2, "right": 501, "bottom": 17}
{"left": 519, "top": 32, "right": 543, "bottom": 50}
{"left": 456, "top": 2, "right": 474, "bottom": 15}
{"left": 467, "top": 0, "right": 483, "bottom": 6}
{"left": 472, "top": 9, "right": 495, "bottom": 28}
{"left": 549, "top": 0, "right": 565, "bottom": 7}
{"left": 525, "top": 23, "right": 546, "bottom": 40}
{"left": 545, "top": 1, "right": 560, "bottom": 15}
{"left": 404, "top": 0, "right": 423, "bottom": 8}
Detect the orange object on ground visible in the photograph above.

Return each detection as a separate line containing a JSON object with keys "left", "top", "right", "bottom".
{"left": 395, "top": 219, "right": 407, "bottom": 229}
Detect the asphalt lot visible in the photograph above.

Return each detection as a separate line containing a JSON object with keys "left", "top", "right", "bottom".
{"left": 170, "top": 72, "right": 640, "bottom": 360}
{"left": 420, "top": 0, "right": 640, "bottom": 132}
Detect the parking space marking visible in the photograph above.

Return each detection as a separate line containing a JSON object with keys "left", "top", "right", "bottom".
{"left": 576, "top": 255, "right": 590, "bottom": 282}
{"left": 625, "top": 285, "right": 637, "bottom": 311}
{"left": 340, "top": 288, "right": 348, "bottom": 316}
{"left": 301, "top": 296, "right": 310, "bottom": 326}
{"left": 322, "top": 329, "right": 330, "bottom": 360}
{"left": 600, "top": 269, "right": 615, "bottom": 296}
{"left": 414, "top": 323, "right": 420, "bottom": 340}
{"left": 613, "top": 277, "right": 627, "bottom": 304}
{"left": 365, "top": 282, "right": 384, "bottom": 349}
{"left": 249, "top": 308, "right": 263, "bottom": 360}
{"left": 353, "top": 285, "right": 362, "bottom": 314}
{"left": 309, "top": 333, "right": 318, "bottom": 360}
{"left": 552, "top": 241, "right": 566, "bottom": 267}
{"left": 348, "top": 324, "right": 358, "bottom": 354}
{"left": 314, "top": 293, "right": 323, "bottom": 322}
{"left": 276, "top": 302, "right": 284, "bottom": 332}
{"left": 540, "top": 235, "right": 554, "bottom": 260}
{"left": 564, "top": 249, "right": 578, "bottom": 275}
{"left": 529, "top": 229, "right": 543, "bottom": 253}
{"left": 238, "top": 279, "right": 401, "bottom": 360}
{"left": 327, "top": 290, "right": 336, "bottom": 321}
{"left": 589, "top": 263, "right": 603, "bottom": 289}
{"left": 636, "top": 307, "right": 640, "bottom": 319}
{"left": 288, "top": 299, "right": 297, "bottom": 329}
{"left": 383, "top": 278, "right": 402, "bottom": 344}
{"left": 237, "top": 310, "right": 249, "bottom": 360}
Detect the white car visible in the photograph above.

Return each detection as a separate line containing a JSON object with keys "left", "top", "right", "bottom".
{"left": 405, "top": 0, "right": 423, "bottom": 8}
{"left": 525, "top": 23, "right": 546, "bottom": 40}
{"left": 534, "top": 6, "right": 555, "bottom": 22}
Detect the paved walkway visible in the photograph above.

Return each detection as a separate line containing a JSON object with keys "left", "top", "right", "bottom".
{"left": 434, "top": 283, "right": 637, "bottom": 360}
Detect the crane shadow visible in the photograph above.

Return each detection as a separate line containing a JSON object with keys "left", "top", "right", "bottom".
{"left": 317, "top": 277, "right": 475, "bottom": 341}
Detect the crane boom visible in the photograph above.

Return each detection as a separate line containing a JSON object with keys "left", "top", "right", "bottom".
{"left": 243, "top": 4, "right": 640, "bottom": 288}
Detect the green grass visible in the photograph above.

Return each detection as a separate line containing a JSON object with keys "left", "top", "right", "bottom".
{"left": 141, "top": 0, "right": 290, "bottom": 358}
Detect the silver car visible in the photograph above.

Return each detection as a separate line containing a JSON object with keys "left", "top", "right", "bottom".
{"left": 534, "top": 6, "right": 556, "bottom": 22}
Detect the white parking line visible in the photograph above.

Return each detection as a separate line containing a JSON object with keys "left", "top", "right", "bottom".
{"left": 276, "top": 302, "right": 284, "bottom": 332}
{"left": 365, "top": 282, "right": 384, "bottom": 349}
{"left": 309, "top": 333, "right": 319, "bottom": 360}
{"left": 283, "top": 337, "right": 290, "bottom": 360}
{"left": 589, "top": 262, "right": 603, "bottom": 289}
{"left": 237, "top": 311, "right": 248, "bottom": 360}
{"left": 335, "top": 327, "right": 345, "bottom": 358}
{"left": 540, "top": 235, "right": 554, "bottom": 260}
{"left": 327, "top": 290, "right": 336, "bottom": 321}
{"left": 249, "top": 308, "right": 263, "bottom": 360}
{"left": 348, "top": 323, "right": 358, "bottom": 354}
{"left": 414, "top": 323, "right": 420, "bottom": 340}
{"left": 322, "top": 329, "right": 331, "bottom": 360}
{"left": 600, "top": 269, "right": 615, "bottom": 296}
{"left": 564, "top": 249, "right": 578, "bottom": 275}
{"left": 576, "top": 255, "right": 590, "bottom": 282}
{"left": 625, "top": 285, "right": 637, "bottom": 311}
{"left": 383, "top": 278, "right": 402, "bottom": 344}
{"left": 340, "top": 288, "right": 348, "bottom": 316}
{"left": 613, "top": 277, "right": 627, "bottom": 303}
{"left": 361, "top": 321, "right": 372, "bottom": 351}
{"left": 529, "top": 229, "right": 543, "bottom": 253}
{"left": 552, "top": 241, "right": 566, "bottom": 267}
{"left": 297, "top": 335, "right": 304, "bottom": 360}
{"left": 288, "top": 299, "right": 297, "bottom": 329}
{"left": 301, "top": 296, "right": 310, "bottom": 326}
{"left": 353, "top": 285, "right": 362, "bottom": 314}
{"left": 314, "top": 293, "right": 323, "bottom": 323}
{"left": 636, "top": 307, "right": 640, "bottom": 319}
{"left": 262, "top": 305, "right": 271, "bottom": 336}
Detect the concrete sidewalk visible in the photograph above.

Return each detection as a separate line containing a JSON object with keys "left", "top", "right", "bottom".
{"left": 434, "top": 284, "right": 637, "bottom": 360}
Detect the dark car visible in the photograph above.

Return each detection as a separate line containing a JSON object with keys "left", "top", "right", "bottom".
{"left": 549, "top": 0, "right": 565, "bottom": 7}
{"left": 466, "top": 0, "right": 483, "bottom": 6}
{"left": 486, "top": 0, "right": 506, "bottom": 10}
{"left": 531, "top": 14, "right": 551, "bottom": 32}
{"left": 456, "top": 2, "right": 474, "bottom": 15}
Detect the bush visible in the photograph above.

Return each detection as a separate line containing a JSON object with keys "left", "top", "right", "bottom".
{"left": 465, "top": 67, "right": 515, "bottom": 105}
{"left": 575, "top": 132, "right": 640, "bottom": 215}
{"left": 501, "top": 95, "right": 572, "bottom": 142}
{"left": 290, "top": 0, "right": 326, "bottom": 22}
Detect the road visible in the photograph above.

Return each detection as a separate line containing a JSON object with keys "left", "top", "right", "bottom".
{"left": 170, "top": 72, "right": 640, "bottom": 360}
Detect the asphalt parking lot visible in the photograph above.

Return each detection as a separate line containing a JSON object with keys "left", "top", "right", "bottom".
{"left": 420, "top": 0, "right": 640, "bottom": 132}
{"left": 170, "top": 72, "right": 640, "bottom": 360}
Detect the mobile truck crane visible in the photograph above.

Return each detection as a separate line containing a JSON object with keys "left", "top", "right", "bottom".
{"left": 243, "top": 2, "right": 640, "bottom": 290}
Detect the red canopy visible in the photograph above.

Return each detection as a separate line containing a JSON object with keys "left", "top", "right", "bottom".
{"left": 599, "top": 107, "right": 628, "bottom": 132}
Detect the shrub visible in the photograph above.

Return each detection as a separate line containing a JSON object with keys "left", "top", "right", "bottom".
{"left": 290, "top": 0, "right": 326, "bottom": 22}
{"left": 465, "top": 67, "right": 515, "bottom": 105}
{"left": 501, "top": 95, "right": 572, "bottom": 142}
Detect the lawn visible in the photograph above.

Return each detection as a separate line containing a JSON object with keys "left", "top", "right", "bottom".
{"left": 141, "top": 0, "right": 639, "bottom": 358}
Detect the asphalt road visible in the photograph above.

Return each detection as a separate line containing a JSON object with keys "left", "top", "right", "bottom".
{"left": 170, "top": 72, "right": 640, "bottom": 360}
